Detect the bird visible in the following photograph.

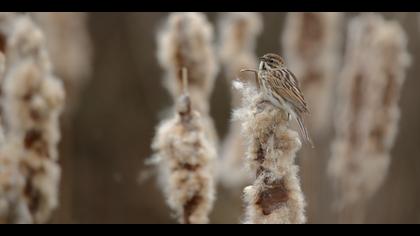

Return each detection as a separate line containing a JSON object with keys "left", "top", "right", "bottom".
{"left": 248, "top": 53, "right": 313, "bottom": 147}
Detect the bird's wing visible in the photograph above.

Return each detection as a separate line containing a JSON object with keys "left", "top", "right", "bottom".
{"left": 270, "top": 68, "right": 309, "bottom": 114}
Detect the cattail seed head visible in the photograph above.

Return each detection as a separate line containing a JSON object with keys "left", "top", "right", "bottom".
{"left": 0, "top": 12, "right": 65, "bottom": 224}
{"left": 217, "top": 12, "right": 263, "bottom": 189}
{"left": 234, "top": 81, "right": 306, "bottom": 224}
{"left": 152, "top": 69, "right": 216, "bottom": 223}
{"left": 282, "top": 12, "right": 343, "bottom": 135}
{"left": 328, "top": 13, "right": 410, "bottom": 218}
{"left": 157, "top": 12, "right": 218, "bottom": 114}
{"left": 31, "top": 12, "right": 92, "bottom": 115}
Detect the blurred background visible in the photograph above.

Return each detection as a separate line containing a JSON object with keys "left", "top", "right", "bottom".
{"left": 49, "top": 12, "right": 420, "bottom": 224}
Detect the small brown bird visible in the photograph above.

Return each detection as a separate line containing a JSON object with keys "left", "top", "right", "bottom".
{"left": 257, "top": 53, "right": 313, "bottom": 146}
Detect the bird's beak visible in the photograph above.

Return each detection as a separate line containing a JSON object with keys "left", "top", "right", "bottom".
{"left": 258, "top": 56, "right": 264, "bottom": 61}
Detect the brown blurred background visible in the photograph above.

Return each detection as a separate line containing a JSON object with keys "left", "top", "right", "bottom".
{"left": 52, "top": 12, "right": 420, "bottom": 224}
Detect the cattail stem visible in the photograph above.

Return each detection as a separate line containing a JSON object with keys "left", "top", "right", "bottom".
{"left": 181, "top": 67, "right": 188, "bottom": 95}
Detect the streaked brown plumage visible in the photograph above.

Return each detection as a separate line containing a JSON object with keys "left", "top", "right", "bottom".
{"left": 258, "top": 53, "right": 313, "bottom": 146}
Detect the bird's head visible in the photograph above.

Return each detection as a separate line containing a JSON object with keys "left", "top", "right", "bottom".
{"left": 259, "top": 53, "right": 285, "bottom": 70}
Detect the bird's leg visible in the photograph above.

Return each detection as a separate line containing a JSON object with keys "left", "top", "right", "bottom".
{"left": 288, "top": 112, "right": 291, "bottom": 121}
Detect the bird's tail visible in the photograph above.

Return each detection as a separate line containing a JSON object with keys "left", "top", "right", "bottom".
{"left": 296, "top": 114, "right": 314, "bottom": 148}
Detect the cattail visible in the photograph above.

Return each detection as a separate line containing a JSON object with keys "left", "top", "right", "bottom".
{"left": 328, "top": 13, "right": 410, "bottom": 222}
{"left": 0, "top": 33, "right": 26, "bottom": 224}
{"left": 151, "top": 68, "right": 216, "bottom": 224}
{"left": 282, "top": 12, "right": 343, "bottom": 135}
{"left": 0, "top": 48, "right": 4, "bottom": 78}
{"left": 218, "top": 12, "right": 262, "bottom": 189}
{"left": 0, "top": 45, "right": 5, "bottom": 144}
{"left": 0, "top": 13, "right": 65, "bottom": 224}
{"left": 157, "top": 12, "right": 218, "bottom": 116}
{"left": 219, "top": 12, "right": 262, "bottom": 106}
{"left": 233, "top": 81, "right": 306, "bottom": 224}
{"left": 154, "top": 12, "right": 218, "bottom": 224}
{"left": 31, "top": 12, "right": 92, "bottom": 114}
